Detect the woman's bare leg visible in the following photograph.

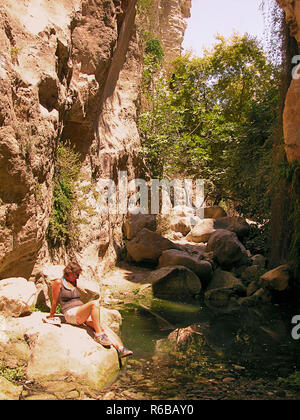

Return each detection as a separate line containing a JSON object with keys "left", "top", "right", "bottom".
{"left": 75, "top": 300, "right": 102, "bottom": 334}
{"left": 75, "top": 300, "right": 120, "bottom": 349}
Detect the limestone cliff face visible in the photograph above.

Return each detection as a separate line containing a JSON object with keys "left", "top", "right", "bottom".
{"left": 0, "top": 0, "right": 191, "bottom": 281}
{"left": 0, "top": 0, "right": 140, "bottom": 280}
{"left": 277, "top": 0, "right": 300, "bottom": 162}
{"left": 143, "top": 0, "right": 191, "bottom": 65}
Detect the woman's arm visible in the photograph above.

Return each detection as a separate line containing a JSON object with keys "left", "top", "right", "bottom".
{"left": 49, "top": 279, "right": 62, "bottom": 318}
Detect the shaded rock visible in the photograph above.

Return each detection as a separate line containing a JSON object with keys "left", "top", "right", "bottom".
{"left": 186, "top": 219, "right": 216, "bottom": 243}
{"left": 206, "top": 229, "right": 249, "bottom": 270}
{"left": 259, "top": 265, "right": 290, "bottom": 292}
{"left": 204, "top": 287, "right": 245, "bottom": 314}
{"left": 126, "top": 228, "right": 179, "bottom": 263}
{"left": 251, "top": 254, "right": 266, "bottom": 269}
{"left": 167, "top": 325, "right": 204, "bottom": 349}
{"left": 241, "top": 287, "right": 271, "bottom": 305}
{"left": 123, "top": 212, "right": 156, "bottom": 240}
{"left": 0, "top": 277, "right": 37, "bottom": 317}
{"left": 203, "top": 314, "right": 241, "bottom": 350}
{"left": 203, "top": 206, "right": 227, "bottom": 219}
{"left": 237, "top": 303, "right": 289, "bottom": 345}
{"left": 149, "top": 265, "right": 202, "bottom": 302}
{"left": 247, "top": 279, "right": 261, "bottom": 296}
{"left": 214, "top": 216, "right": 250, "bottom": 240}
{"left": 206, "top": 268, "right": 245, "bottom": 292}
{"left": 240, "top": 265, "right": 265, "bottom": 286}
{"left": 158, "top": 249, "right": 213, "bottom": 284}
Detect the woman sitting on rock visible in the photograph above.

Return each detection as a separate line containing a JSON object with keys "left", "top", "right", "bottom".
{"left": 48, "top": 261, "right": 133, "bottom": 358}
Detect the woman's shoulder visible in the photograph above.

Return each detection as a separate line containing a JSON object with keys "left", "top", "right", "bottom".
{"left": 52, "top": 278, "right": 63, "bottom": 287}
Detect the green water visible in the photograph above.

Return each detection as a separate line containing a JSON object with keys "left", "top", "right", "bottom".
{"left": 120, "top": 307, "right": 168, "bottom": 359}
{"left": 105, "top": 303, "right": 300, "bottom": 400}
{"left": 119, "top": 299, "right": 210, "bottom": 359}
{"left": 119, "top": 300, "right": 300, "bottom": 376}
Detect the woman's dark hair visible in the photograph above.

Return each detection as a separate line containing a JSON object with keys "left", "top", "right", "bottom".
{"left": 63, "top": 261, "right": 82, "bottom": 277}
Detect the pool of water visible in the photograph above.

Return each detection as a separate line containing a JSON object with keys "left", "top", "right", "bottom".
{"left": 119, "top": 307, "right": 169, "bottom": 359}
{"left": 100, "top": 303, "right": 300, "bottom": 400}
{"left": 119, "top": 300, "right": 300, "bottom": 377}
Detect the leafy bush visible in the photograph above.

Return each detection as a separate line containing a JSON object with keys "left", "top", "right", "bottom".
{"left": 47, "top": 142, "right": 81, "bottom": 248}
{"left": 277, "top": 371, "right": 300, "bottom": 390}
{"left": 142, "top": 37, "right": 164, "bottom": 92}
{"left": 0, "top": 365, "right": 26, "bottom": 383}
{"left": 145, "top": 38, "right": 164, "bottom": 63}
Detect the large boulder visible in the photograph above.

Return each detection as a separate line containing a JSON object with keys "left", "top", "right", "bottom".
{"left": 206, "top": 268, "right": 245, "bottom": 292}
{"left": 126, "top": 228, "right": 179, "bottom": 263}
{"left": 186, "top": 216, "right": 250, "bottom": 243}
{"left": 25, "top": 322, "right": 122, "bottom": 390}
{"left": 204, "top": 288, "right": 244, "bottom": 314}
{"left": 123, "top": 212, "right": 156, "bottom": 240}
{"left": 240, "top": 265, "right": 266, "bottom": 286}
{"left": 148, "top": 265, "right": 202, "bottom": 302}
{"left": 2, "top": 309, "right": 124, "bottom": 392}
{"left": 214, "top": 216, "right": 250, "bottom": 240}
{"left": 203, "top": 206, "right": 227, "bottom": 219}
{"left": 0, "top": 278, "right": 37, "bottom": 317}
{"left": 186, "top": 219, "right": 216, "bottom": 243}
{"left": 204, "top": 269, "right": 246, "bottom": 313}
{"left": 251, "top": 254, "right": 266, "bottom": 269}
{"left": 259, "top": 265, "right": 290, "bottom": 292}
{"left": 158, "top": 249, "right": 212, "bottom": 285}
{"left": 206, "top": 229, "right": 249, "bottom": 270}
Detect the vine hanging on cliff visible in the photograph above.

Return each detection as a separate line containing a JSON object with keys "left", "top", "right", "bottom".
{"left": 47, "top": 141, "right": 81, "bottom": 248}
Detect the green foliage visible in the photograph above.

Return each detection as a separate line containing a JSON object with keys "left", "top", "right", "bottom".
{"left": 10, "top": 46, "right": 21, "bottom": 63}
{"left": 138, "top": 34, "right": 280, "bottom": 222}
{"left": 136, "top": 0, "right": 153, "bottom": 14}
{"left": 142, "top": 36, "right": 164, "bottom": 93}
{"left": 0, "top": 364, "right": 26, "bottom": 383}
{"left": 277, "top": 370, "right": 300, "bottom": 391}
{"left": 47, "top": 141, "right": 81, "bottom": 248}
{"left": 244, "top": 222, "right": 271, "bottom": 256}
{"left": 285, "top": 161, "right": 300, "bottom": 279}
{"left": 145, "top": 38, "right": 164, "bottom": 63}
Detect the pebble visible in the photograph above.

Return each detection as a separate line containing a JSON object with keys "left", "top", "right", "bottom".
{"left": 223, "top": 377, "right": 235, "bottom": 383}
{"left": 102, "top": 391, "right": 115, "bottom": 400}
{"left": 232, "top": 364, "right": 246, "bottom": 371}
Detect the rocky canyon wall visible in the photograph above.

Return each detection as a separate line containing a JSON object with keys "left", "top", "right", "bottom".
{"left": 0, "top": 0, "right": 192, "bottom": 281}
{"left": 277, "top": 0, "right": 300, "bottom": 162}
{"left": 145, "top": 0, "right": 191, "bottom": 65}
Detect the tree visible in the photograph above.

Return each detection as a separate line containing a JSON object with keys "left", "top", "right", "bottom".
{"left": 138, "top": 33, "right": 280, "bottom": 221}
